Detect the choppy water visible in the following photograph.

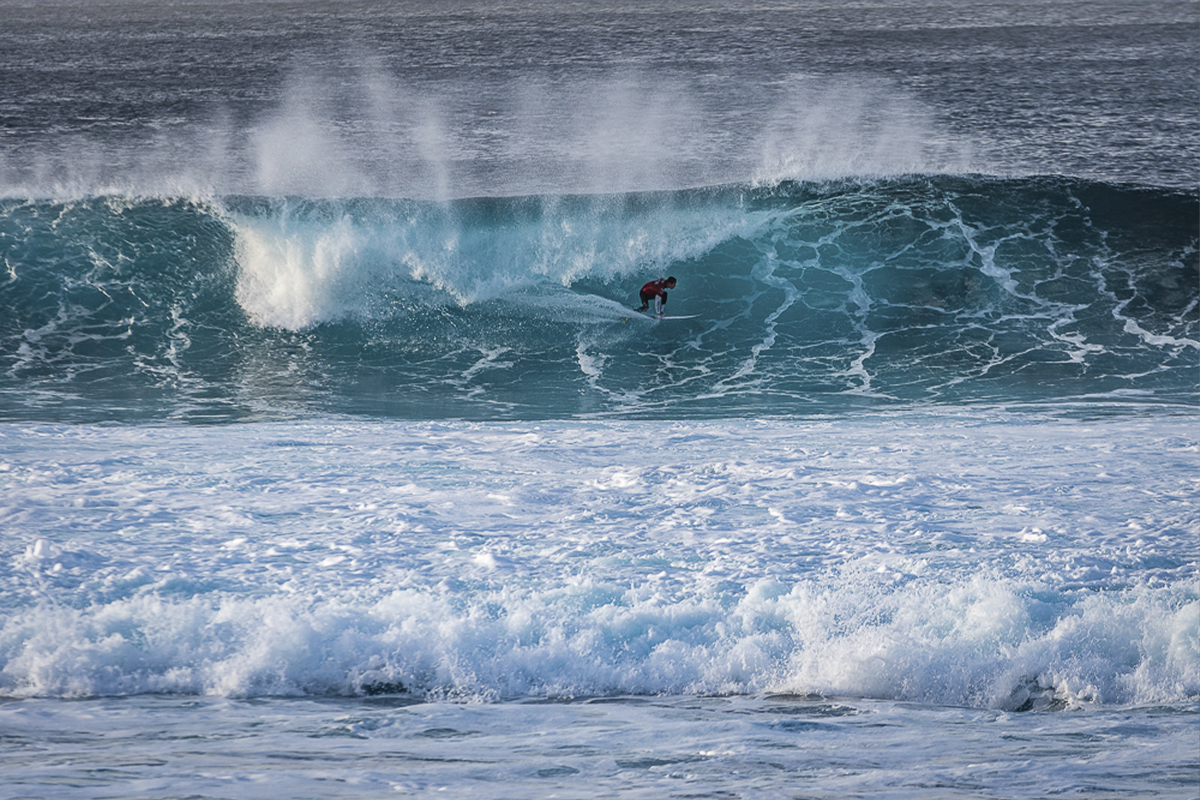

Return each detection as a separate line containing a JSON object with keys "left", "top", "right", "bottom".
{"left": 1, "top": 1, "right": 1197, "bottom": 798}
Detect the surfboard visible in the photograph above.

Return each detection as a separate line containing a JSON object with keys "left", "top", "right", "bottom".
{"left": 632, "top": 310, "right": 698, "bottom": 320}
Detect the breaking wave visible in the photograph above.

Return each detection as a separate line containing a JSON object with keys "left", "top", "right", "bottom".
{"left": 1, "top": 176, "right": 1196, "bottom": 421}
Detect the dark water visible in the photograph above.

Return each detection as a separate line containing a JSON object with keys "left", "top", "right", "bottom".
{"left": 1, "top": 0, "right": 1197, "bottom": 197}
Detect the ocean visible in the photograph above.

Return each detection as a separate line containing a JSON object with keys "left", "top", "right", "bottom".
{"left": 1, "top": 0, "right": 1197, "bottom": 797}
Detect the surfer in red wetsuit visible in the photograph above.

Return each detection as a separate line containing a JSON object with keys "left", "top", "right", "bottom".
{"left": 636, "top": 276, "right": 677, "bottom": 314}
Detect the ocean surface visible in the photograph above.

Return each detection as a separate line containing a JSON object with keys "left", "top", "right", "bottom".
{"left": 1, "top": 1, "right": 1197, "bottom": 798}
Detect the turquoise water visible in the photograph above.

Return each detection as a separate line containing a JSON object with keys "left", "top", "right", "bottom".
{"left": 3, "top": 178, "right": 1195, "bottom": 421}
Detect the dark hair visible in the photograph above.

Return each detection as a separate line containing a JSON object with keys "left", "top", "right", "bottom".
{"left": 667, "top": 276, "right": 677, "bottom": 283}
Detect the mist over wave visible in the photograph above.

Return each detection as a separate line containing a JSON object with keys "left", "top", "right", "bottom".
{"left": 0, "top": 69, "right": 977, "bottom": 201}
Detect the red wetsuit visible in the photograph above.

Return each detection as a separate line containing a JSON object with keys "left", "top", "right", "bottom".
{"left": 640, "top": 278, "right": 671, "bottom": 299}
{"left": 637, "top": 277, "right": 676, "bottom": 312}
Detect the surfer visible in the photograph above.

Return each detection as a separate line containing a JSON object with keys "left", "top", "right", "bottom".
{"left": 636, "top": 276, "right": 677, "bottom": 315}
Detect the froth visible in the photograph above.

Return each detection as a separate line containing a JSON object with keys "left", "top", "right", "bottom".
{"left": 224, "top": 193, "right": 760, "bottom": 330}
{"left": 2, "top": 576, "right": 1194, "bottom": 707}
{"left": 775, "top": 577, "right": 1200, "bottom": 710}
{"left": 232, "top": 211, "right": 365, "bottom": 330}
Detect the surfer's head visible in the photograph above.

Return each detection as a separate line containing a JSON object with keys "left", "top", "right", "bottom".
{"left": 666, "top": 277, "right": 677, "bottom": 288}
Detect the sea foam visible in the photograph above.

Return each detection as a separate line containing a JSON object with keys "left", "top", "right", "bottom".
{"left": 3, "top": 415, "right": 1196, "bottom": 707}
{"left": 2, "top": 568, "right": 1195, "bottom": 708}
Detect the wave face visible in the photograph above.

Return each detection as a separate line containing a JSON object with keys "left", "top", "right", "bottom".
{"left": 1, "top": 176, "right": 1196, "bottom": 421}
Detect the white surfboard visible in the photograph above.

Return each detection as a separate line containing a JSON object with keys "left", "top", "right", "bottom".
{"left": 632, "top": 311, "right": 698, "bottom": 320}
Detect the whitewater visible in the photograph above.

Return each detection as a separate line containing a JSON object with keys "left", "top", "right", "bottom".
{"left": 1, "top": 1, "right": 1197, "bottom": 798}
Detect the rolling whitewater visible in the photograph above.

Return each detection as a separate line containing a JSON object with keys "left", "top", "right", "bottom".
{"left": 1, "top": 1, "right": 1197, "bottom": 798}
